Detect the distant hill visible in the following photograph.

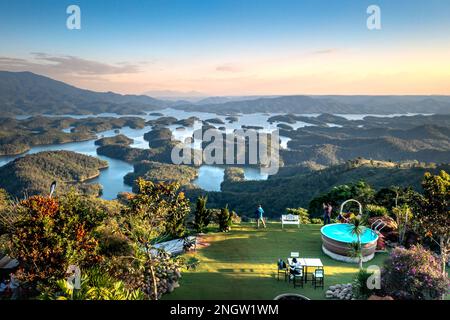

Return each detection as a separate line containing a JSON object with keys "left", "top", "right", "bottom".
{"left": 175, "top": 95, "right": 450, "bottom": 115}
{"left": 0, "top": 71, "right": 169, "bottom": 115}
{"left": 2, "top": 71, "right": 450, "bottom": 116}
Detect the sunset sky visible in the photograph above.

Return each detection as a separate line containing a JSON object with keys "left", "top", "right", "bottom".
{"left": 0, "top": 0, "right": 449, "bottom": 96}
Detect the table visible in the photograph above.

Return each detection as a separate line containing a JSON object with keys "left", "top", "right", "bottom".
{"left": 287, "top": 258, "right": 323, "bottom": 283}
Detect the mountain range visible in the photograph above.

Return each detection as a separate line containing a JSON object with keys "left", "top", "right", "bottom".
{"left": 1, "top": 71, "right": 450, "bottom": 115}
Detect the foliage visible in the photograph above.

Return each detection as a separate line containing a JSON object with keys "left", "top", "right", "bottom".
{"left": 349, "top": 216, "right": 364, "bottom": 269}
{"left": 286, "top": 207, "right": 311, "bottom": 224}
{"left": 415, "top": 170, "right": 450, "bottom": 277}
{"left": 308, "top": 180, "right": 375, "bottom": 217}
{"left": 40, "top": 268, "right": 144, "bottom": 300}
{"left": 391, "top": 204, "right": 413, "bottom": 244}
{"left": 381, "top": 245, "right": 449, "bottom": 300}
{"left": 217, "top": 205, "right": 232, "bottom": 232}
{"left": 0, "top": 192, "right": 106, "bottom": 291}
{"left": 193, "top": 196, "right": 212, "bottom": 233}
{"left": 365, "top": 204, "right": 388, "bottom": 218}
{"left": 310, "top": 218, "right": 323, "bottom": 224}
{"left": 117, "top": 178, "right": 189, "bottom": 299}
{"left": 352, "top": 268, "right": 379, "bottom": 300}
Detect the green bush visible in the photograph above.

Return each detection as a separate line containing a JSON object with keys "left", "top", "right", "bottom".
{"left": 193, "top": 196, "right": 212, "bottom": 233}
{"left": 217, "top": 205, "right": 232, "bottom": 232}
{"left": 310, "top": 218, "right": 323, "bottom": 224}
{"left": 365, "top": 204, "right": 389, "bottom": 217}
{"left": 352, "top": 269, "right": 379, "bottom": 299}
{"left": 286, "top": 207, "right": 311, "bottom": 224}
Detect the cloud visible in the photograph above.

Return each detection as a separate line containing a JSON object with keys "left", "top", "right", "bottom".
{"left": 215, "top": 63, "right": 242, "bottom": 73}
{"left": 0, "top": 53, "right": 141, "bottom": 77}
{"left": 311, "top": 48, "right": 339, "bottom": 55}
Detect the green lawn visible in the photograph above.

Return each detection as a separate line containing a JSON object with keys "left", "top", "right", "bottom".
{"left": 165, "top": 222, "right": 388, "bottom": 300}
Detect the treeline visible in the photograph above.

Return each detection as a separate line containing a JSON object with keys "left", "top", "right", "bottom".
{"left": 187, "top": 159, "right": 449, "bottom": 219}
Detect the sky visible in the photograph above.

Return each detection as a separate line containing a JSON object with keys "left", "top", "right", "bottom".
{"left": 0, "top": 0, "right": 449, "bottom": 96}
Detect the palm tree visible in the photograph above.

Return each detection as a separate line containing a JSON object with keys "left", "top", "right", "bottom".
{"left": 350, "top": 216, "right": 364, "bottom": 269}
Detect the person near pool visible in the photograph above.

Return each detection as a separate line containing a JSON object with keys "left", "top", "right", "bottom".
{"left": 323, "top": 203, "right": 332, "bottom": 225}
{"left": 255, "top": 204, "right": 266, "bottom": 229}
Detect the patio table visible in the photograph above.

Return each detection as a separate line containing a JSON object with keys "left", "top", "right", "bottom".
{"left": 287, "top": 258, "right": 323, "bottom": 283}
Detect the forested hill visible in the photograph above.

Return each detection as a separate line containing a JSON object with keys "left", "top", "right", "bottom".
{"left": 0, "top": 151, "right": 107, "bottom": 198}
{"left": 196, "top": 159, "right": 450, "bottom": 219}
{"left": 0, "top": 71, "right": 168, "bottom": 116}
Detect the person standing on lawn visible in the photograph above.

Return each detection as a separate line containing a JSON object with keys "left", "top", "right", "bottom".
{"left": 323, "top": 203, "right": 332, "bottom": 225}
{"left": 256, "top": 204, "right": 266, "bottom": 229}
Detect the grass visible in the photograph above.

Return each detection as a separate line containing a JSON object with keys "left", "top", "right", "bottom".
{"left": 164, "top": 222, "right": 388, "bottom": 300}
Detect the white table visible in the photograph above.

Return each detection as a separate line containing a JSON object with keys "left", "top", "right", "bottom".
{"left": 287, "top": 258, "right": 323, "bottom": 282}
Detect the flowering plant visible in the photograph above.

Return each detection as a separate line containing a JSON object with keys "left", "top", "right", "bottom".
{"left": 381, "top": 245, "right": 449, "bottom": 299}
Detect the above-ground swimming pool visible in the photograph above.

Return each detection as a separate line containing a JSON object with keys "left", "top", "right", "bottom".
{"left": 321, "top": 223, "right": 379, "bottom": 263}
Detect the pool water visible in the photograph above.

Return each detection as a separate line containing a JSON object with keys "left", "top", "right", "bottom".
{"left": 321, "top": 223, "right": 378, "bottom": 244}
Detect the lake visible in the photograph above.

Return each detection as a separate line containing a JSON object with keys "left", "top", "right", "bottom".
{"left": 1, "top": 109, "right": 426, "bottom": 199}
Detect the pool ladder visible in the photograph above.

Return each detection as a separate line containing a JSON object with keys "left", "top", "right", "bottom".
{"left": 371, "top": 219, "right": 387, "bottom": 234}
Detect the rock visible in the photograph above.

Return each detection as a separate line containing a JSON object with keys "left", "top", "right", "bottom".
{"left": 329, "top": 286, "right": 336, "bottom": 291}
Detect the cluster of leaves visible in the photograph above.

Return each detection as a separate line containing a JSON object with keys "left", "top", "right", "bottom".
{"left": 365, "top": 204, "right": 389, "bottom": 218}
{"left": 40, "top": 268, "right": 144, "bottom": 300}
{"left": 352, "top": 268, "right": 379, "bottom": 300}
{"left": 381, "top": 245, "right": 449, "bottom": 300}
{"left": 285, "top": 207, "right": 311, "bottom": 224}
{"left": 1, "top": 192, "right": 105, "bottom": 292}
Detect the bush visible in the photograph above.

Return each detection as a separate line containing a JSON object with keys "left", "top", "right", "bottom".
{"left": 381, "top": 245, "right": 449, "bottom": 300}
{"left": 365, "top": 204, "right": 388, "bottom": 217}
{"left": 230, "top": 211, "right": 241, "bottom": 224}
{"left": 311, "top": 218, "right": 323, "bottom": 224}
{"left": 193, "top": 196, "right": 212, "bottom": 233}
{"left": 353, "top": 269, "right": 379, "bottom": 299}
{"left": 286, "top": 208, "right": 311, "bottom": 224}
{"left": 217, "top": 205, "right": 232, "bottom": 232}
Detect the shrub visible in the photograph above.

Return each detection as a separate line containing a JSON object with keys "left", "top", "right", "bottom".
{"left": 311, "top": 218, "right": 323, "bottom": 224}
{"left": 286, "top": 207, "right": 311, "bottom": 224}
{"left": 1, "top": 193, "right": 105, "bottom": 292}
{"left": 353, "top": 269, "right": 379, "bottom": 299}
{"left": 365, "top": 204, "right": 388, "bottom": 218}
{"left": 230, "top": 211, "right": 241, "bottom": 224}
{"left": 193, "top": 196, "right": 212, "bottom": 233}
{"left": 381, "top": 245, "right": 449, "bottom": 300}
{"left": 217, "top": 205, "right": 232, "bottom": 232}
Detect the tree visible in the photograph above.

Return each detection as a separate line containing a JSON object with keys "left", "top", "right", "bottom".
{"left": 217, "top": 204, "right": 232, "bottom": 232}
{"left": 350, "top": 216, "right": 364, "bottom": 269}
{"left": 193, "top": 196, "right": 211, "bottom": 233}
{"left": 0, "top": 192, "right": 105, "bottom": 293}
{"left": 118, "top": 178, "right": 189, "bottom": 300}
{"left": 308, "top": 181, "right": 375, "bottom": 217}
{"left": 286, "top": 207, "right": 310, "bottom": 224}
{"left": 416, "top": 171, "right": 450, "bottom": 278}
